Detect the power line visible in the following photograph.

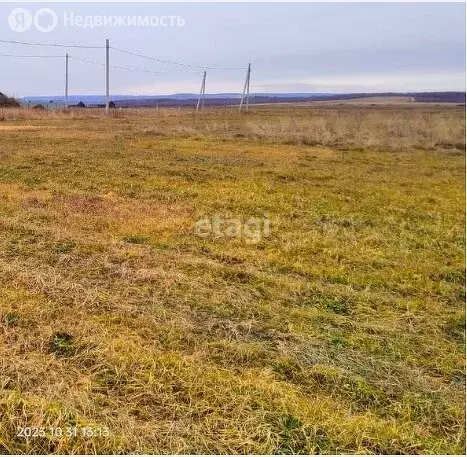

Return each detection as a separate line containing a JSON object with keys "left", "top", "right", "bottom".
{"left": 0, "top": 38, "right": 246, "bottom": 70}
{"left": 112, "top": 46, "right": 245, "bottom": 71}
{"left": 0, "top": 49, "right": 204, "bottom": 76}
{"left": 69, "top": 55, "right": 167, "bottom": 75}
{"left": 70, "top": 56, "right": 105, "bottom": 66}
{"left": 68, "top": 56, "right": 105, "bottom": 66}
{"left": 0, "top": 53, "right": 63, "bottom": 58}
{"left": 1, "top": 38, "right": 251, "bottom": 110}
{"left": 0, "top": 39, "right": 103, "bottom": 49}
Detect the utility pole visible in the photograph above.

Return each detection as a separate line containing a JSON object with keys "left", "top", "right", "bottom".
{"left": 239, "top": 63, "right": 251, "bottom": 113}
{"left": 105, "top": 38, "right": 110, "bottom": 113}
{"left": 65, "top": 53, "right": 69, "bottom": 109}
{"left": 245, "top": 62, "right": 251, "bottom": 112}
{"left": 196, "top": 71, "right": 207, "bottom": 111}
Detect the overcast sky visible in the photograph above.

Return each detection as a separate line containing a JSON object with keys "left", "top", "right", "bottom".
{"left": 1, "top": 2, "right": 465, "bottom": 97}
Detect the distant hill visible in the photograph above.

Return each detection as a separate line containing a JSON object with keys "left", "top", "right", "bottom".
{"left": 19, "top": 92, "right": 465, "bottom": 108}
{"left": 111, "top": 92, "right": 466, "bottom": 108}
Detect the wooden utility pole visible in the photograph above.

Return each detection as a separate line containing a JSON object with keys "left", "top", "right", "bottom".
{"left": 196, "top": 71, "right": 207, "bottom": 111}
{"left": 105, "top": 38, "right": 110, "bottom": 113}
{"left": 245, "top": 62, "right": 251, "bottom": 112}
{"left": 239, "top": 63, "right": 251, "bottom": 113}
{"left": 65, "top": 53, "right": 69, "bottom": 109}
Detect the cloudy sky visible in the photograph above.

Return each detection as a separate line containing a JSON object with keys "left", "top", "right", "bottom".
{"left": 0, "top": 1, "right": 465, "bottom": 97}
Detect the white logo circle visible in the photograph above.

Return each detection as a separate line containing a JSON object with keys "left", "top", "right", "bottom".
{"left": 33, "top": 8, "right": 58, "bottom": 33}
{"left": 8, "top": 8, "right": 32, "bottom": 32}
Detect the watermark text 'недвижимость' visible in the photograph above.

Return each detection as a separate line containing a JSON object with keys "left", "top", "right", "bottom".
{"left": 8, "top": 8, "right": 185, "bottom": 33}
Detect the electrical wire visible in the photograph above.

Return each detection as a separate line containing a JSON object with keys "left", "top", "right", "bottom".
{"left": 0, "top": 53, "right": 63, "bottom": 58}
{"left": 112, "top": 46, "right": 246, "bottom": 71}
{"left": 69, "top": 55, "right": 167, "bottom": 74}
{"left": 0, "top": 38, "right": 247, "bottom": 70}
{"left": 0, "top": 38, "right": 103, "bottom": 49}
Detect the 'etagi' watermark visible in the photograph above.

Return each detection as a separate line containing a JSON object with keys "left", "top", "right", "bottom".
{"left": 8, "top": 8, "right": 185, "bottom": 32}
{"left": 194, "top": 214, "right": 272, "bottom": 244}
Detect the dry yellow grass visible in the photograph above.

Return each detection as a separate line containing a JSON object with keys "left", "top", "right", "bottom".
{"left": 0, "top": 104, "right": 465, "bottom": 454}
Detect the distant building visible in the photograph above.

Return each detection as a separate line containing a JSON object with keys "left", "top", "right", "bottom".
{"left": 70, "top": 101, "right": 86, "bottom": 108}
{"left": 87, "top": 101, "right": 115, "bottom": 108}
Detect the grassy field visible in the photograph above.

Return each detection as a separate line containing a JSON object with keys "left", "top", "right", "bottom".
{"left": 0, "top": 104, "right": 465, "bottom": 454}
